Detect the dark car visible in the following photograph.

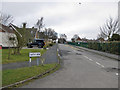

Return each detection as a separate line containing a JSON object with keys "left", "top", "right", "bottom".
{"left": 27, "top": 39, "right": 45, "bottom": 48}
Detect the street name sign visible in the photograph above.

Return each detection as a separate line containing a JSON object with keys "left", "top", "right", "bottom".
{"left": 29, "top": 52, "right": 41, "bottom": 57}
{"left": 29, "top": 52, "right": 41, "bottom": 67}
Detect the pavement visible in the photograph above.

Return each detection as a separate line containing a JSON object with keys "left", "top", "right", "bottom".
{"left": 20, "top": 44, "right": 118, "bottom": 88}
{"left": 2, "top": 44, "right": 58, "bottom": 70}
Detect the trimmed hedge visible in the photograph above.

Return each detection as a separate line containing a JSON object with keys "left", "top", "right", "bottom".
{"left": 67, "top": 42, "right": 120, "bottom": 55}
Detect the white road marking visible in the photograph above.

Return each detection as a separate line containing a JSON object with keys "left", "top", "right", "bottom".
{"left": 84, "top": 56, "right": 88, "bottom": 59}
{"left": 101, "top": 65, "right": 105, "bottom": 68}
{"left": 88, "top": 58, "right": 93, "bottom": 61}
{"left": 96, "top": 62, "right": 101, "bottom": 66}
{"left": 84, "top": 56, "right": 93, "bottom": 62}
{"left": 116, "top": 73, "right": 118, "bottom": 76}
{"left": 84, "top": 56, "right": 105, "bottom": 68}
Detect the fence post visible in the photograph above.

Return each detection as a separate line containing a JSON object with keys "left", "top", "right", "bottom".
{"left": 29, "top": 57, "right": 31, "bottom": 67}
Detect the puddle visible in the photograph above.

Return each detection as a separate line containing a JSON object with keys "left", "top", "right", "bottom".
{"left": 104, "top": 67, "right": 119, "bottom": 72}
{"left": 76, "top": 53, "right": 82, "bottom": 55}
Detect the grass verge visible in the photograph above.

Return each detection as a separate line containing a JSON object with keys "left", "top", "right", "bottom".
{"left": 2, "top": 49, "right": 46, "bottom": 64}
{"left": 13, "top": 64, "right": 61, "bottom": 88}
{"left": 2, "top": 63, "right": 58, "bottom": 87}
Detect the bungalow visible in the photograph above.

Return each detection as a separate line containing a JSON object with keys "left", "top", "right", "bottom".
{"left": 0, "top": 24, "right": 17, "bottom": 47}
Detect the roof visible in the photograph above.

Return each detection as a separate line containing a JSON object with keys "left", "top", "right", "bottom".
{"left": 0, "top": 23, "right": 14, "bottom": 33}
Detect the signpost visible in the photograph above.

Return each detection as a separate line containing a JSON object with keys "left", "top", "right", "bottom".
{"left": 29, "top": 52, "right": 41, "bottom": 67}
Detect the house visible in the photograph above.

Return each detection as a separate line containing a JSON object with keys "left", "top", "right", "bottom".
{"left": 9, "top": 23, "right": 38, "bottom": 45}
{"left": 0, "top": 24, "right": 17, "bottom": 47}
{"left": 97, "top": 37, "right": 105, "bottom": 42}
{"left": 71, "top": 36, "right": 82, "bottom": 42}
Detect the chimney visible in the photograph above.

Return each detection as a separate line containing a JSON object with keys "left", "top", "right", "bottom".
{"left": 23, "top": 22, "right": 26, "bottom": 28}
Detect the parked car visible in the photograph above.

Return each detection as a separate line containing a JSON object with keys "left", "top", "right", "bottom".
{"left": 27, "top": 39, "right": 45, "bottom": 48}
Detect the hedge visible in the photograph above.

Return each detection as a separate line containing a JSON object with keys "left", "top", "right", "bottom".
{"left": 67, "top": 42, "right": 120, "bottom": 55}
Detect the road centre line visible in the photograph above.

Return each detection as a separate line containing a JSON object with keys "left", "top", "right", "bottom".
{"left": 69, "top": 45, "right": 119, "bottom": 76}
{"left": 84, "top": 55, "right": 105, "bottom": 68}
{"left": 101, "top": 65, "right": 105, "bottom": 68}
{"left": 88, "top": 58, "right": 93, "bottom": 61}
{"left": 83, "top": 56, "right": 88, "bottom": 58}
{"left": 96, "top": 62, "right": 101, "bottom": 66}
{"left": 95, "top": 62, "right": 105, "bottom": 68}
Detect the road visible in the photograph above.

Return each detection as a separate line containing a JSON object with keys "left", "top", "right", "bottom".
{"left": 21, "top": 44, "right": 118, "bottom": 88}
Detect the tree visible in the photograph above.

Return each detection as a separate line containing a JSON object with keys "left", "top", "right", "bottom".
{"left": 35, "top": 17, "right": 44, "bottom": 39}
{"left": 60, "top": 34, "right": 67, "bottom": 40}
{"left": 58, "top": 34, "right": 67, "bottom": 43}
{"left": 98, "top": 17, "right": 119, "bottom": 41}
{"left": 0, "top": 12, "right": 13, "bottom": 25}
{"left": 44, "top": 28, "right": 57, "bottom": 41}
{"left": 110, "top": 34, "right": 120, "bottom": 41}
{"left": 9, "top": 23, "right": 25, "bottom": 54}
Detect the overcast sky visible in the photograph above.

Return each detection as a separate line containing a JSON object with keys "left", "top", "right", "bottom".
{"left": 1, "top": 0, "right": 119, "bottom": 40}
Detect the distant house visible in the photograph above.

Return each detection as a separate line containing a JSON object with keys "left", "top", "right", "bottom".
{"left": 0, "top": 24, "right": 17, "bottom": 47}
{"left": 71, "top": 36, "right": 82, "bottom": 42}
{"left": 76, "top": 37, "right": 82, "bottom": 42}
{"left": 97, "top": 37, "right": 105, "bottom": 42}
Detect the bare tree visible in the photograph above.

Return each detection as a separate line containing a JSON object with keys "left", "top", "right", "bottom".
{"left": 60, "top": 34, "right": 67, "bottom": 40}
{"left": 35, "top": 17, "right": 44, "bottom": 39}
{"left": 98, "top": 17, "right": 119, "bottom": 40}
{"left": 44, "top": 28, "right": 57, "bottom": 41}
{"left": 58, "top": 34, "right": 67, "bottom": 43}
{"left": 0, "top": 12, "right": 13, "bottom": 25}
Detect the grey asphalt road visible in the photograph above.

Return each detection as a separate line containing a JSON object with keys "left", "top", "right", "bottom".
{"left": 21, "top": 44, "right": 118, "bottom": 88}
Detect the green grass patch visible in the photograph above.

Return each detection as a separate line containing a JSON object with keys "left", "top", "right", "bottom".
{"left": 14, "top": 64, "right": 61, "bottom": 88}
{"left": 2, "top": 49, "right": 46, "bottom": 64}
{"left": 2, "top": 63, "right": 58, "bottom": 86}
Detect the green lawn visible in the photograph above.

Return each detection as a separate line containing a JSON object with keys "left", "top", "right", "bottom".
{"left": 2, "top": 49, "right": 46, "bottom": 64}
{"left": 2, "top": 63, "right": 58, "bottom": 86}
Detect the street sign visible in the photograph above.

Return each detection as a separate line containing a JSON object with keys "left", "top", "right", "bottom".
{"left": 29, "top": 52, "right": 41, "bottom": 57}
{"left": 29, "top": 52, "right": 41, "bottom": 67}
